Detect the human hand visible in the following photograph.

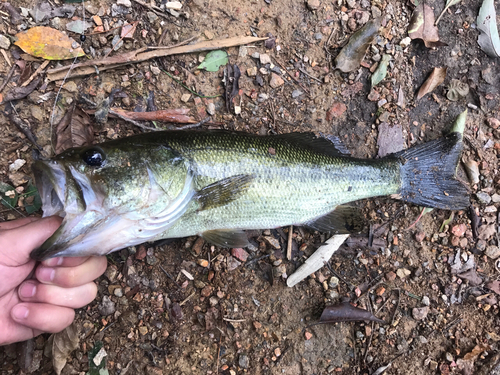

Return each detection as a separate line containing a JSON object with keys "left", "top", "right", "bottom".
{"left": 0, "top": 216, "right": 108, "bottom": 345}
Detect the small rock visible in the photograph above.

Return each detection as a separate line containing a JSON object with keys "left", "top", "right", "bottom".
{"left": 201, "top": 285, "right": 213, "bottom": 297}
{"left": 9, "top": 159, "right": 26, "bottom": 172}
{"left": 117, "top": 0, "right": 132, "bottom": 6}
{"left": 487, "top": 117, "right": 500, "bottom": 129}
{"left": 166, "top": 1, "right": 183, "bottom": 10}
{"left": 31, "top": 106, "right": 44, "bottom": 122}
{"left": 326, "top": 102, "right": 347, "bottom": 121}
{"left": 412, "top": 306, "right": 429, "bottom": 320}
{"left": 269, "top": 73, "right": 284, "bottom": 88}
{"left": 231, "top": 248, "right": 249, "bottom": 262}
{"left": 8, "top": 171, "right": 29, "bottom": 187}
{"left": 396, "top": 268, "right": 411, "bottom": 279}
{"left": 104, "top": 264, "right": 118, "bottom": 282}
{"left": 98, "top": 296, "right": 116, "bottom": 316}
{"left": 113, "top": 288, "right": 123, "bottom": 297}
{"left": 367, "top": 90, "right": 380, "bottom": 101}
{"left": 150, "top": 65, "right": 161, "bottom": 75}
{"left": 328, "top": 276, "right": 339, "bottom": 289}
{"left": 111, "top": 34, "right": 124, "bottom": 51}
{"left": 204, "top": 30, "right": 214, "bottom": 40}
{"left": 385, "top": 271, "right": 396, "bottom": 281}
{"left": 197, "top": 259, "right": 209, "bottom": 267}
{"left": 429, "top": 360, "right": 438, "bottom": 371}
{"left": 239, "top": 354, "right": 249, "bottom": 369}
{"left": 314, "top": 33, "right": 323, "bottom": 40}
{"left": 238, "top": 46, "right": 248, "bottom": 57}
{"left": 307, "top": 0, "right": 321, "bottom": 10}
{"left": 206, "top": 102, "right": 216, "bottom": 115}
{"left": 63, "top": 81, "right": 78, "bottom": 93}
{"left": 491, "top": 194, "right": 500, "bottom": 203}
{"left": 304, "top": 331, "right": 313, "bottom": 340}
{"left": 227, "top": 256, "right": 241, "bottom": 271}
{"left": 209, "top": 296, "right": 218, "bottom": 306}
{"left": 451, "top": 224, "right": 467, "bottom": 237}
{"left": 415, "top": 231, "right": 426, "bottom": 242}
{"left": 139, "top": 326, "right": 148, "bottom": 335}
{"left": 445, "top": 352, "right": 454, "bottom": 362}
{"left": 247, "top": 66, "right": 258, "bottom": 77}
{"left": 260, "top": 53, "right": 272, "bottom": 65}
{"left": 181, "top": 93, "right": 191, "bottom": 103}
{"left": 377, "top": 98, "right": 388, "bottom": 107}
{"left": 375, "top": 286, "right": 385, "bottom": 296}
{"left": 0, "top": 35, "right": 11, "bottom": 50}
{"left": 422, "top": 296, "right": 430, "bottom": 306}
{"left": 251, "top": 52, "right": 260, "bottom": 59}
{"left": 147, "top": 11, "right": 158, "bottom": 23}
{"left": 253, "top": 321, "right": 262, "bottom": 329}
{"left": 292, "top": 89, "right": 303, "bottom": 99}
{"left": 400, "top": 37, "right": 411, "bottom": 48}
{"left": 263, "top": 236, "right": 280, "bottom": 249}
{"left": 329, "top": 290, "right": 339, "bottom": 299}
{"left": 476, "top": 192, "right": 491, "bottom": 204}
{"left": 485, "top": 246, "right": 500, "bottom": 259}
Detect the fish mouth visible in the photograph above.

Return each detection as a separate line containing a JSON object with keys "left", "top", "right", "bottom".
{"left": 30, "top": 160, "right": 97, "bottom": 260}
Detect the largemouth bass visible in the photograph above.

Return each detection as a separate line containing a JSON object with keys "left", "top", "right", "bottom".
{"left": 30, "top": 130, "right": 469, "bottom": 260}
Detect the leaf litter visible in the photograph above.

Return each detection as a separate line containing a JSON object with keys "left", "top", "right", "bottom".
{"left": 416, "top": 67, "right": 447, "bottom": 100}
{"left": 408, "top": 3, "right": 447, "bottom": 48}
{"left": 477, "top": 0, "right": 500, "bottom": 57}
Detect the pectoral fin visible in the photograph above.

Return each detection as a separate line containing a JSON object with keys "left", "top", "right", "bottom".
{"left": 195, "top": 174, "right": 254, "bottom": 211}
{"left": 305, "top": 205, "right": 365, "bottom": 233}
{"left": 202, "top": 229, "right": 250, "bottom": 248}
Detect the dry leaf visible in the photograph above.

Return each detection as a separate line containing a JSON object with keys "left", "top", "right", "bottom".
{"left": 334, "top": 17, "right": 382, "bottom": 72}
{"left": 15, "top": 26, "right": 85, "bottom": 60}
{"left": 408, "top": 4, "right": 447, "bottom": 48}
{"left": 319, "top": 301, "right": 385, "bottom": 324}
{"left": 416, "top": 67, "right": 447, "bottom": 100}
{"left": 55, "top": 103, "right": 94, "bottom": 154}
{"left": 46, "top": 323, "right": 80, "bottom": 375}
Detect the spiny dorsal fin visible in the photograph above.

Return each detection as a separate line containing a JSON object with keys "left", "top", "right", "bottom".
{"left": 195, "top": 174, "right": 254, "bottom": 211}
{"left": 275, "top": 132, "right": 351, "bottom": 157}
{"left": 305, "top": 205, "right": 365, "bottom": 233}
{"left": 202, "top": 229, "right": 250, "bottom": 248}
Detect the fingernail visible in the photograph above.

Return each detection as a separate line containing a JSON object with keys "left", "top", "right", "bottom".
{"left": 38, "top": 267, "right": 55, "bottom": 282}
{"left": 19, "top": 283, "right": 36, "bottom": 298}
{"left": 44, "top": 257, "right": 63, "bottom": 267}
{"left": 12, "top": 305, "right": 29, "bottom": 320}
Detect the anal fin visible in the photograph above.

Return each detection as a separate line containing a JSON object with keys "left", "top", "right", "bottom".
{"left": 202, "top": 229, "right": 250, "bottom": 248}
{"left": 305, "top": 205, "right": 365, "bottom": 234}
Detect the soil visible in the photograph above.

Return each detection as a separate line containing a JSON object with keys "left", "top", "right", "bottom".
{"left": 1, "top": 0, "right": 500, "bottom": 374}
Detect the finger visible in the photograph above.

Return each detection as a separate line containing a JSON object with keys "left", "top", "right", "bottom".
{"left": 0, "top": 217, "right": 40, "bottom": 230}
{"left": 36, "top": 256, "right": 108, "bottom": 288}
{"left": 18, "top": 280, "right": 98, "bottom": 309}
{"left": 11, "top": 303, "right": 75, "bottom": 334}
{"left": 0, "top": 216, "right": 63, "bottom": 266}
{"left": 42, "top": 256, "right": 91, "bottom": 268}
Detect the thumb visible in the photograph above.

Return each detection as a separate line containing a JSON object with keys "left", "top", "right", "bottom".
{"left": 0, "top": 216, "right": 62, "bottom": 267}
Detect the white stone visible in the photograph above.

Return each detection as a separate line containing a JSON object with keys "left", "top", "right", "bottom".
{"left": 9, "top": 159, "right": 26, "bottom": 172}
{"left": 165, "top": 1, "right": 183, "bottom": 10}
{"left": 117, "top": 0, "right": 132, "bottom": 7}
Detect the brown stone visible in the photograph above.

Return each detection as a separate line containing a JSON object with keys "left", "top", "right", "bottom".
{"left": 269, "top": 73, "right": 284, "bottom": 88}
{"left": 326, "top": 102, "right": 347, "bottom": 121}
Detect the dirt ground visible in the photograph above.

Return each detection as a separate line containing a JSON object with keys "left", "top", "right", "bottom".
{"left": 1, "top": 0, "right": 500, "bottom": 374}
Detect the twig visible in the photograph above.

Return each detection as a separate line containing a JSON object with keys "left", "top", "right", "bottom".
{"left": 161, "top": 68, "right": 221, "bottom": 98}
{"left": 274, "top": 59, "right": 310, "bottom": 94}
{"left": 174, "top": 117, "right": 211, "bottom": 130}
{"left": 159, "top": 264, "right": 181, "bottom": 288}
{"left": 298, "top": 67, "right": 322, "bottom": 83}
{"left": 0, "top": 63, "right": 16, "bottom": 92}
{"left": 222, "top": 317, "right": 246, "bottom": 323}
{"left": 179, "top": 291, "right": 196, "bottom": 306}
{"left": 287, "top": 225, "right": 293, "bottom": 260}
{"left": 215, "top": 331, "right": 222, "bottom": 375}
{"left": 150, "top": 35, "right": 198, "bottom": 50}
{"left": 0, "top": 49, "right": 11, "bottom": 67}
{"left": 21, "top": 60, "right": 50, "bottom": 88}
{"left": 6, "top": 103, "right": 43, "bottom": 150}
{"left": 109, "top": 109, "right": 160, "bottom": 131}
{"left": 245, "top": 254, "right": 271, "bottom": 267}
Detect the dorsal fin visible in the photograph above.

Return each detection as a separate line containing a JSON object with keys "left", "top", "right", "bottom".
{"left": 275, "top": 132, "right": 351, "bottom": 157}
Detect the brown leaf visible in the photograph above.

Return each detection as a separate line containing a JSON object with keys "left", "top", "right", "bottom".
{"left": 55, "top": 103, "right": 94, "bottom": 154}
{"left": 319, "top": 301, "right": 385, "bottom": 324}
{"left": 1, "top": 77, "right": 41, "bottom": 104}
{"left": 408, "top": 4, "right": 447, "bottom": 48}
{"left": 334, "top": 17, "right": 382, "bottom": 73}
{"left": 46, "top": 323, "right": 80, "bottom": 375}
{"left": 416, "top": 67, "right": 447, "bottom": 100}
{"left": 14, "top": 26, "right": 85, "bottom": 60}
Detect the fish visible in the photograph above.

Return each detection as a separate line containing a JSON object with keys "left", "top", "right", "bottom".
{"left": 30, "top": 130, "right": 469, "bottom": 260}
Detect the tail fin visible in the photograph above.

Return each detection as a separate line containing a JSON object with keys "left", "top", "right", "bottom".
{"left": 395, "top": 132, "right": 469, "bottom": 210}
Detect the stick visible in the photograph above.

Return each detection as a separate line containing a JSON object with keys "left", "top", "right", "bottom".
{"left": 21, "top": 60, "right": 50, "bottom": 88}
{"left": 287, "top": 225, "right": 293, "bottom": 260}
{"left": 47, "top": 36, "right": 268, "bottom": 81}
{"left": 0, "top": 63, "right": 16, "bottom": 92}
{"left": 298, "top": 67, "right": 322, "bottom": 83}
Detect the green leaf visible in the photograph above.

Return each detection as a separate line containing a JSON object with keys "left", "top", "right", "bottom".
{"left": 371, "top": 54, "right": 391, "bottom": 88}
{"left": 197, "top": 50, "right": 228, "bottom": 72}
{"left": 24, "top": 182, "right": 42, "bottom": 214}
{"left": 477, "top": 0, "right": 500, "bottom": 57}
{"left": 0, "top": 182, "right": 18, "bottom": 209}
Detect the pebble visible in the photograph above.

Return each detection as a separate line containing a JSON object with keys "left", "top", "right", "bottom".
{"left": 451, "top": 224, "right": 467, "bottom": 237}
{"left": 292, "top": 89, "right": 303, "bottom": 99}
{"left": 314, "top": 33, "right": 323, "bottom": 40}
{"left": 0, "top": 34, "right": 11, "bottom": 49}
{"left": 260, "top": 53, "right": 272, "bottom": 65}
{"left": 328, "top": 276, "right": 339, "bottom": 288}
{"left": 485, "top": 246, "right": 500, "bottom": 259}
{"left": 415, "top": 231, "right": 426, "bottom": 242}
{"left": 166, "top": 1, "right": 183, "bottom": 10}
{"left": 114, "top": 288, "right": 123, "bottom": 297}
{"left": 239, "top": 354, "right": 249, "bottom": 369}
{"left": 385, "top": 271, "right": 396, "bottom": 281}
{"left": 258, "top": 93, "right": 269, "bottom": 102}
{"left": 396, "top": 268, "right": 411, "bottom": 279}
{"left": 227, "top": 256, "right": 241, "bottom": 271}
{"left": 63, "top": 81, "right": 78, "bottom": 93}
{"left": 98, "top": 296, "right": 116, "bottom": 316}
{"left": 307, "top": 0, "right": 320, "bottom": 10}
{"left": 206, "top": 102, "right": 216, "bottom": 115}
{"left": 181, "top": 93, "right": 191, "bottom": 102}
{"left": 269, "top": 73, "right": 284, "bottom": 88}
{"left": 247, "top": 67, "right": 257, "bottom": 77}
{"left": 367, "top": 90, "right": 380, "bottom": 101}
{"left": 377, "top": 98, "right": 387, "bottom": 107}
{"left": 8, "top": 159, "right": 26, "bottom": 172}
{"left": 400, "top": 37, "right": 411, "bottom": 48}
{"left": 476, "top": 192, "right": 491, "bottom": 204}
{"left": 231, "top": 248, "right": 249, "bottom": 262}
{"left": 147, "top": 11, "right": 158, "bottom": 22}
{"left": 422, "top": 296, "right": 430, "bottom": 306}
{"left": 117, "top": 0, "right": 132, "bottom": 7}
{"left": 150, "top": 65, "right": 161, "bottom": 75}
{"left": 201, "top": 285, "right": 213, "bottom": 297}
{"left": 8, "top": 171, "right": 29, "bottom": 187}
{"left": 238, "top": 46, "right": 247, "bottom": 57}
{"left": 304, "top": 331, "right": 313, "bottom": 340}
{"left": 328, "top": 290, "right": 339, "bottom": 299}
{"left": 111, "top": 35, "right": 123, "bottom": 51}
{"left": 104, "top": 265, "right": 118, "bottom": 282}
{"left": 412, "top": 306, "right": 429, "bottom": 320}
{"left": 263, "top": 236, "right": 280, "bottom": 249}
{"left": 139, "top": 326, "right": 148, "bottom": 335}
{"left": 491, "top": 194, "right": 500, "bottom": 203}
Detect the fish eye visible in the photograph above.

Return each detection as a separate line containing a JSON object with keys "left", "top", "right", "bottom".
{"left": 82, "top": 147, "right": 105, "bottom": 167}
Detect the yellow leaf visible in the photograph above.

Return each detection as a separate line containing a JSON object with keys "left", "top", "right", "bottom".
{"left": 14, "top": 26, "right": 85, "bottom": 60}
